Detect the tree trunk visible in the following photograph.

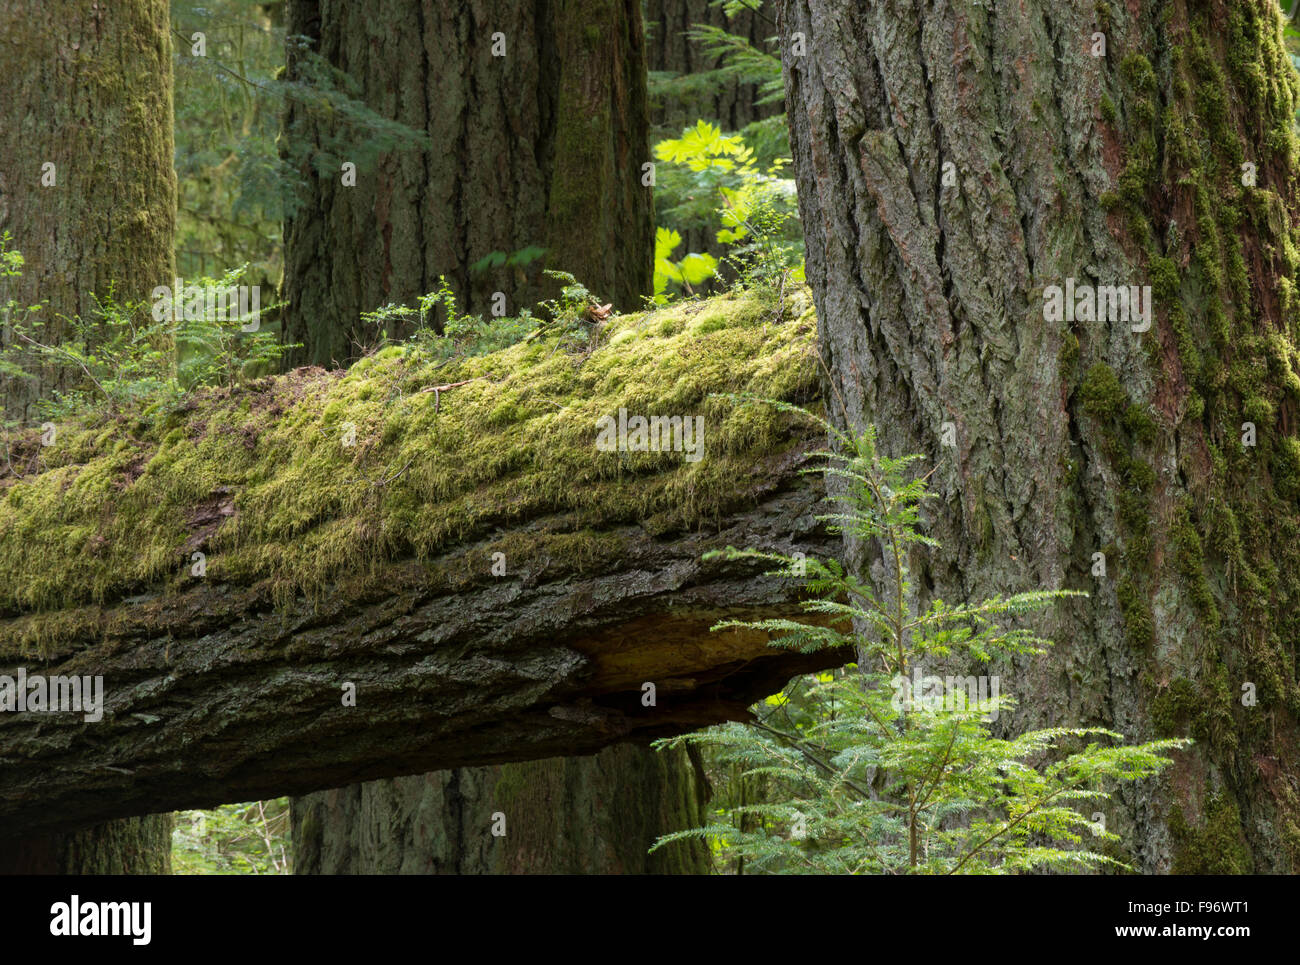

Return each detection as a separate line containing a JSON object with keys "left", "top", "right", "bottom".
{"left": 0, "top": 288, "right": 841, "bottom": 839}
{"left": 0, "top": 815, "right": 173, "bottom": 875}
{"left": 644, "top": 0, "right": 780, "bottom": 135}
{"left": 779, "top": 0, "right": 1300, "bottom": 872}
{"left": 0, "top": 0, "right": 176, "bottom": 425}
{"left": 292, "top": 743, "right": 710, "bottom": 873}
{"left": 280, "top": 0, "right": 652, "bottom": 368}
{"left": 0, "top": 434, "right": 842, "bottom": 836}
{"left": 0, "top": 0, "right": 176, "bottom": 874}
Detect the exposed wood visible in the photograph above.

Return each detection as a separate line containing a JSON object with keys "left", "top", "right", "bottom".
{"left": 0, "top": 444, "right": 846, "bottom": 837}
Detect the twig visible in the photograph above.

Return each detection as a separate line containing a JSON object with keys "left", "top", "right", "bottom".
{"left": 417, "top": 375, "right": 489, "bottom": 414}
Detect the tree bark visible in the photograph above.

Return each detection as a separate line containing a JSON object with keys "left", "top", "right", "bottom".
{"left": 0, "top": 0, "right": 176, "bottom": 425}
{"left": 0, "top": 0, "right": 176, "bottom": 874}
{"left": 779, "top": 0, "right": 1300, "bottom": 872}
{"left": 0, "top": 426, "right": 844, "bottom": 838}
{"left": 280, "top": 0, "right": 652, "bottom": 368}
{"left": 292, "top": 743, "right": 711, "bottom": 873}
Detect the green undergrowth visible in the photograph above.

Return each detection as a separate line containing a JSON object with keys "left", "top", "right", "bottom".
{"left": 0, "top": 289, "right": 820, "bottom": 654}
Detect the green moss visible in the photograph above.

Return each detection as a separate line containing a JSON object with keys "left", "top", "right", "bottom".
{"left": 1079, "top": 363, "right": 1127, "bottom": 422}
{"left": 1094, "top": 1, "right": 1110, "bottom": 33}
{"left": 0, "top": 290, "right": 821, "bottom": 652}
{"left": 1148, "top": 256, "right": 1180, "bottom": 305}
{"left": 1117, "top": 576, "right": 1154, "bottom": 649}
{"left": 1123, "top": 403, "right": 1158, "bottom": 444}
{"left": 1151, "top": 677, "right": 1202, "bottom": 737}
{"left": 1169, "top": 795, "right": 1251, "bottom": 874}
{"left": 1120, "top": 53, "right": 1157, "bottom": 95}
{"left": 1172, "top": 505, "right": 1219, "bottom": 627}
{"left": 1100, "top": 93, "right": 1117, "bottom": 125}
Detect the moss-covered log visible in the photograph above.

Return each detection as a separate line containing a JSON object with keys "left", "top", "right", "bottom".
{"left": 0, "top": 290, "right": 846, "bottom": 838}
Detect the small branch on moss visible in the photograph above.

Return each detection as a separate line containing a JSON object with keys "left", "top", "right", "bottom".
{"left": 418, "top": 376, "right": 489, "bottom": 414}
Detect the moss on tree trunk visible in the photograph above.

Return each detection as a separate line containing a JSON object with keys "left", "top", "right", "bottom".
{"left": 780, "top": 0, "right": 1300, "bottom": 872}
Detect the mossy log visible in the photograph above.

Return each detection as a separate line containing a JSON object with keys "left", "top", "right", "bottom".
{"left": 0, "top": 291, "right": 847, "bottom": 837}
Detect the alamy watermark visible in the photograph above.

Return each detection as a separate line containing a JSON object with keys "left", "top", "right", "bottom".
{"left": 891, "top": 666, "right": 1002, "bottom": 723}
{"left": 595, "top": 408, "right": 705, "bottom": 463}
{"left": 0, "top": 668, "right": 103, "bottom": 722}
{"left": 151, "top": 276, "right": 260, "bottom": 331}
{"left": 1043, "top": 278, "right": 1152, "bottom": 333}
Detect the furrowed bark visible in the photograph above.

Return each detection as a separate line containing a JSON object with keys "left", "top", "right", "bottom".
{"left": 291, "top": 742, "right": 712, "bottom": 874}
{"left": 779, "top": 0, "right": 1300, "bottom": 871}
{"left": 280, "top": 0, "right": 652, "bottom": 367}
{"left": 0, "top": 444, "right": 844, "bottom": 838}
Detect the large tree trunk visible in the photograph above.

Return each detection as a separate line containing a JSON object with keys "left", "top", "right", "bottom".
{"left": 280, "top": 0, "right": 652, "bottom": 368}
{"left": 779, "top": 0, "right": 1300, "bottom": 872}
{"left": 0, "top": 0, "right": 176, "bottom": 874}
{"left": 292, "top": 743, "right": 710, "bottom": 873}
{"left": 282, "top": 0, "right": 711, "bottom": 874}
{"left": 0, "top": 0, "right": 176, "bottom": 425}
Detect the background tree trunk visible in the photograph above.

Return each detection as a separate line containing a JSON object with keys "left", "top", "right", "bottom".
{"left": 280, "top": 0, "right": 652, "bottom": 368}
{"left": 779, "top": 0, "right": 1300, "bottom": 872}
{"left": 281, "top": 0, "right": 711, "bottom": 874}
{"left": 0, "top": 0, "right": 176, "bottom": 425}
{"left": 293, "top": 743, "right": 710, "bottom": 873}
{"left": 644, "top": 0, "right": 779, "bottom": 136}
{"left": 0, "top": 815, "right": 173, "bottom": 875}
{"left": 0, "top": 0, "right": 177, "bottom": 873}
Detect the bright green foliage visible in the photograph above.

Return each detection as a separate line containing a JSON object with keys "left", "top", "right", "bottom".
{"left": 172, "top": 799, "right": 290, "bottom": 875}
{"left": 653, "top": 400, "right": 1189, "bottom": 874}
{"left": 654, "top": 121, "right": 802, "bottom": 293}
{"left": 654, "top": 228, "right": 720, "bottom": 303}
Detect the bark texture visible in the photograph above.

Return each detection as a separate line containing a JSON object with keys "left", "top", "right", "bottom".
{"left": 779, "top": 0, "right": 1300, "bottom": 871}
{"left": 280, "top": 0, "right": 652, "bottom": 367}
{"left": 0, "top": 424, "right": 843, "bottom": 837}
{"left": 0, "top": 0, "right": 176, "bottom": 873}
{"left": 292, "top": 743, "right": 710, "bottom": 873}
{"left": 0, "top": 814, "right": 172, "bottom": 875}
{"left": 0, "top": 0, "right": 176, "bottom": 424}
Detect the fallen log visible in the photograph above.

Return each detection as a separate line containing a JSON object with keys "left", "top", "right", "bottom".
{"left": 0, "top": 290, "right": 846, "bottom": 837}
